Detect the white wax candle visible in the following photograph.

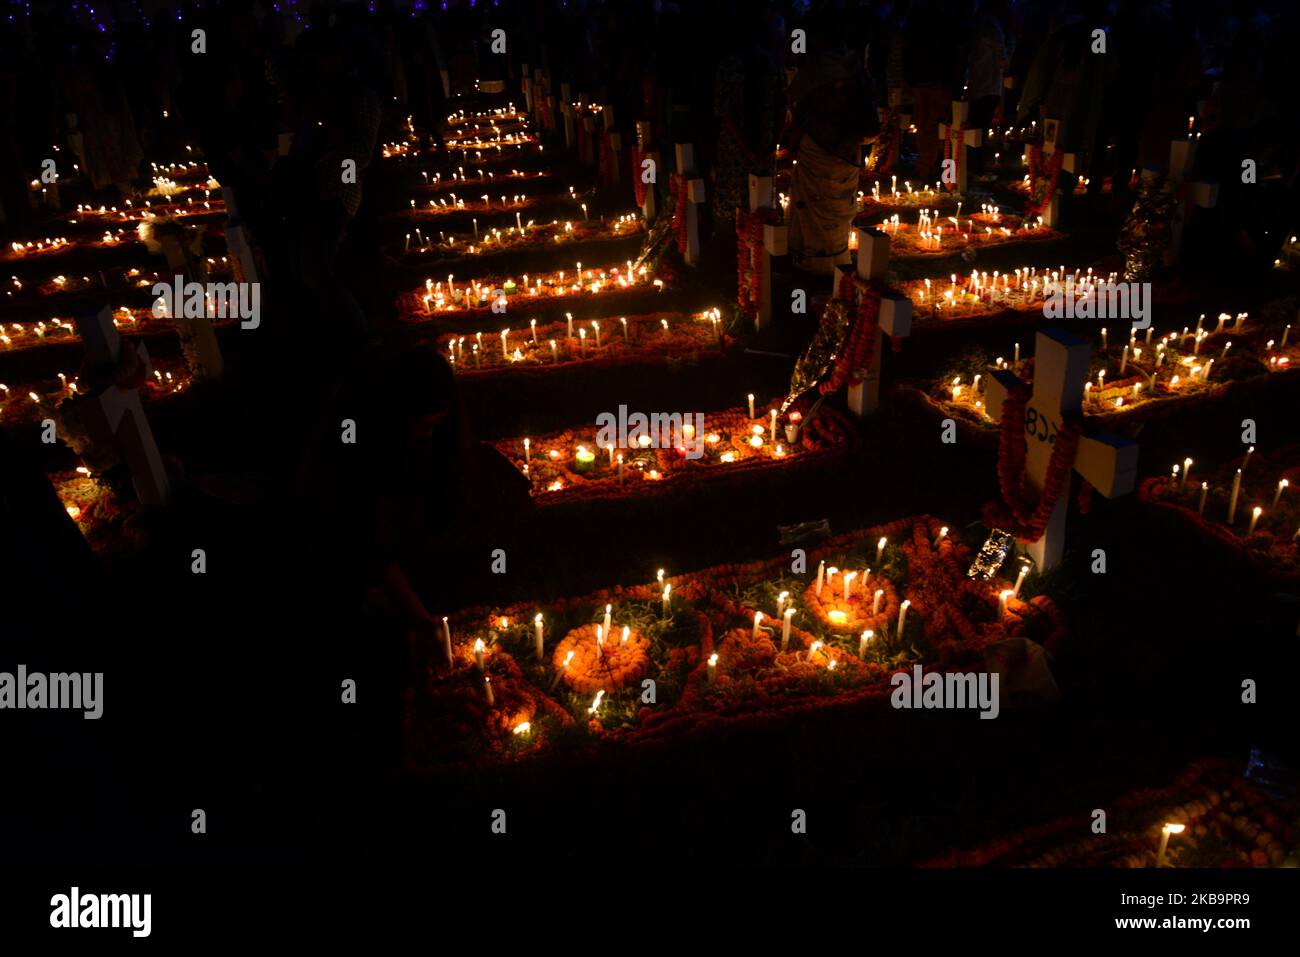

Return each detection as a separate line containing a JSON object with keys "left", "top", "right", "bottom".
{"left": 873, "top": 589, "right": 883, "bottom": 616}
{"left": 858, "top": 630, "right": 873, "bottom": 658}
{"left": 843, "top": 571, "right": 857, "bottom": 602}
{"left": 782, "top": 608, "right": 794, "bottom": 650}
{"left": 776, "top": 591, "right": 789, "bottom": 617}
{"left": 1273, "top": 480, "right": 1289, "bottom": 508}
{"left": 896, "top": 600, "right": 911, "bottom": 639}
{"left": 531, "top": 319, "right": 538, "bottom": 343}
{"left": 707, "top": 654, "right": 717, "bottom": 685}
{"left": 752, "top": 612, "right": 764, "bottom": 639}
{"left": 603, "top": 604, "right": 612, "bottom": 635}
{"left": 815, "top": 561, "right": 825, "bottom": 597}
{"left": 474, "top": 638, "right": 485, "bottom": 670}
{"left": 748, "top": 393, "right": 755, "bottom": 419}
{"left": 484, "top": 675, "right": 494, "bottom": 706}
{"left": 661, "top": 584, "right": 671, "bottom": 617}
{"left": 769, "top": 409, "right": 777, "bottom": 444}
{"left": 442, "top": 617, "right": 453, "bottom": 664}
{"left": 1181, "top": 458, "right": 1192, "bottom": 489}
{"left": 1228, "top": 469, "right": 1242, "bottom": 522}
{"left": 534, "top": 613, "right": 544, "bottom": 659}
{"left": 1247, "top": 507, "right": 1263, "bottom": 536}
{"left": 1198, "top": 482, "right": 1208, "bottom": 515}
{"left": 998, "top": 589, "right": 1012, "bottom": 619}
{"left": 877, "top": 537, "right": 887, "bottom": 564}
{"left": 1013, "top": 564, "right": 1029, "bottom": 598}
{"left": 808, "top": 640, "right": 822, "bottom": 662}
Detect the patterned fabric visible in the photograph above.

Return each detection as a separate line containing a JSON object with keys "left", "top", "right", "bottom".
{"left": 787, "top": 135, "right": 859, "bottom": 275}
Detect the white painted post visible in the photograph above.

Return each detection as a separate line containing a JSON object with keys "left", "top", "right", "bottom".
{"left": 71, "top": 306, "right": 171, "bottom": 506}
{"left": 675, "top": 143, "right": 705, "bottom": 266}
{"left": 838, "top": 227, "right": 912, "bottom": 415}
{"left": 984, "top": 328, "right": 1139, "bottom": 570}
{"left": 937, "top": 100, "right": 983, "bottom": 194}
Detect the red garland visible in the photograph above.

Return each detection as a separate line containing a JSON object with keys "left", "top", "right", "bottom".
{"left": 819, "top": 273, "right": 883, "bottom": 394}
{"left": 735, "top": 208, "right": 767, "bottom": 318}
{"left": 991, "top": 378, "right": 1083, "bottom": 542}
{"left": 669, "top": 175, "right": 690, "bottom": 256}
{"left": 1023, "top": 145, "right": 1065, "bottom": 220}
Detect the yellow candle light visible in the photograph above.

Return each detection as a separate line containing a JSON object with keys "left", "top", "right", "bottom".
{"left": 1156, "top": 822, "right": 1185, "bottom": 867}
{"left": 752, "top": 611, "right": 764, "bottom": 639}
{"left": 858, "top": 630, "right": 873, "bottom": 658}
{"left": 1272, "top": 479, "right": 1289, "bottom": 508}
{"left": 896, "top": 599, "right": 911, "bottom": 639}
{"left": 1247, "top": 506, "right": 1263, "bottom": 536}
{"left": 782, "top": 607, "right": 795, "bottom": 650}
{"left": 473, "top": 637, "right": 486, "bottom": 670}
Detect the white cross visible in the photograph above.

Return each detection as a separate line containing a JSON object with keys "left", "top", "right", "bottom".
{"left": 674, "top": 143, "right": 706, "bottom": 266}
{"left": 834, "top": 226, "right": 912, "bottom": 415}
{"left": 71, "top": 305, "right": 171, "bottom": 506}
{"left": 1152, "top": 133, "right": 1218, "bottom": 265}
{"left": 1038, "top": 116, "right": 1078, "bottom": 229}
{"left": 744, "top": 174, "right": 785, "bottom": 329}
{"left": 985, "top": 328, "right": 1139, "bottom": 570}
{"left": 937, "top": 101, "right": 983, "bottom": 194}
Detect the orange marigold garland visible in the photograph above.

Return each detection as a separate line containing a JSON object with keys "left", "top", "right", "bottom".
{"left": 819, "top": 272, "right": 883, "bottom": 394}
{"left": 735, "top": 207, "right": 768, "bottom": 319}
{"left": 1023, "top": 145, "right": 1065, "bottom": 221}
{"left": 553, "top": 623, "right": 651, "bottom": 693}
{"left": 802, "top": 572, "right": 900, "bottom": 634}
{"left": 991, "top": 379, "right": 1083, "bottom": 542}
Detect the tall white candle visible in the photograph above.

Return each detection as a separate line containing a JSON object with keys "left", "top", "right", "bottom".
{"left": 873, "top": 589, "right": 883, "bottom": 616}
{"left": 769, "top": 409, "right": 777, "bottom": 444}
{"left": 1156, "top": 823, "right": 1184, "bottom": 867}
{"left": 707, "top": 653, "right": 717, "bottom": 685}
{"left": 566, "top": 312, "right": 573, "bottom": 338}
{"left": 500, "top": 328, "right": 509, "bottom": 357}
{"left": 896, "top": 600, "right": 911, "bottom": 639}
{"left": 534, "top": 613, "right": 544, "bottom": 659}
{"left": 782, "top": 608, "right": 794, "bottom": 650}
{"left": 748, "top": 394, "right": 755, "bottom": 419}
{"left": 1242, "top": 446, "right": 1254, "bottom": 473}
{"left": 621, "top": 316, "right": 628, "bottom": 343}
{"left": 1013, "top": 564, "right": 1029, "bottom": 598}
{"left": 1181, "top": 458, "right": 1192, "bottom": 489}
{"left": 877, "top": 537, "right": 887, "bottom": 564}
{"left": 1247, "top": 506, "right": 1263, "bottom": 536}
{"left": 815, "top": 561, "right": 825, "bottom": 597}
{"left": 843, "top": 571, "right": 857, "bottom": 602}
{"left": 474, "top": 637, "right": 486, "bottom": 670}
{"left": 524, "top": 437, "right": 531, "bottom": 464}
{"left": 484, "top": 675, "right": 494, "bottom": 706}
{"left": 998, "top": 589, "right": 1012, "bottom": 619}
{"left": 617, "top": 453, "right": 624, "bottom": 483}
{"left": 603, "top": 603, "right": 612, "bottom": 635}
{"left": 1198, "top": 482, "right": 1208, "bottom": 515}
{"left": 1228, "top": 469, "right": 1242, "bottom": 522}
{"left": 442, "top": 617, "right": 453, "bottom": 664}
{"left": 858, "top": 630, "right": 873, "bottom": 658}
{"left": 776, "top": 591, "right": 789, "bottom": 617}
{"left": 752, "top": 612, "right": 764, "bottom": 639}
{"left": 1273, "top": 479, "right": 1289, "bottom": 508}
{"left": 661, "top": 584, "right": 671, "bottom": 617}
{"left": 531, "top": 318, "right": 538, "bottom": 343}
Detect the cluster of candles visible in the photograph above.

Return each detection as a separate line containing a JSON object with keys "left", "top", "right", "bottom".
{"left": 404, "top": 213, "right": 639, "bottom": 258}
{"left": 444, "top": 105, "right": 526, "bottom": 127}
{"left": 419, "top": 260, "right": 656, "bottom": 315}
{"left": 70, "top": 192, "right": 218, "bottom": 224}
{"left": 419, "top": 167, "right": 545, "bottom": 189}
{"left": 866, "top": 177, "right": 943, "bottom": 206}
{"left": 7, "top": 236, "right": 70, "bottom": 256}
{"left": 911, "top": 264, "right": 1113, "bottom": 314}
{"left": 1169, "top": 447, "right": 1299, "bottom": 540}
{"left": 148, "top": 159, "right": 208, "bottom": 179}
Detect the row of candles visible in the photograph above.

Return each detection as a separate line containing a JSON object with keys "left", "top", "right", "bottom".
{"left": 418, "top": 260, "right": 656, "bottom": 313}
{"left": 1169, "top": 448, "right": 1299, "bottom": 539}
{"left": 913, "top": 265, "right": 1117, "bottom": 311}
{"left": 452, "top": 306, "right": 725, "bottom": 367}
{"left": 403, "top": 213, "right": 638, "bottom": 257}
{"left": 419, "top": 167, "right": 546, "bottom": 188}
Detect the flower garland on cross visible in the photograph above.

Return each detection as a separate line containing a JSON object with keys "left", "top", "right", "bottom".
{"left": 1023, "top": 145, "right": 1065, "bottom": 220}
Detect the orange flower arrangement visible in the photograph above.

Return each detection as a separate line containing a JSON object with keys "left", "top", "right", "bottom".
{"left": 553, "top": 623, "right": 651, "bottom": 693}
{"left": 802, "top": 571, "right": 900, "bottom": 634}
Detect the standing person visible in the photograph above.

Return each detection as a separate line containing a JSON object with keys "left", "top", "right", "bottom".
{"left": 785, "top": 25, "right": 879, "bottom": 275}
{"left": 904, "top": 0, "right": 972, "bottom": 183}
{"left": 710, "top": 13, "right": 786, "bottom": 259}
{"left": 964, "top": 0, "right": 1014, "bottom": 179}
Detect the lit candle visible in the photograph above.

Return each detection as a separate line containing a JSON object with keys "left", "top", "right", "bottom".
{"left": 530, "top": 318, "right": 538, "bottom": 343}
{"left": 877, "top": 537, "right": 887, "bottom": 564}
{"left": 595, "top": 624, "right": 604, "bottom": 658}
{"left": 524, "top": 437, "right": 531, "bottom": 464}
{"left": 1181, "top": 458, "right": 1192, "bottom": 489}
{"left": 815, "top": 560, "right": 825, "bottom": 597}
{"left": 1156, "top": 822, "right": 1185, "bottom": 867}
{"left": 441, "top": 617, "right": 453, "bottom": 664}
{"left": 578, "top": 328, "right": 587, "bottom": 357}
{"left": 873, "top": 589, "right": 883, "bottom": 616}
{"left": 662, "top": 584, "right": 671, "bottom": 617}
{"left": 998, "top": 589, "right": 1012, "bottom": 618}
{"left": 752, "top": 612, "right": 764, "bottom": 639}
{"left": 933, "top": 526, "right": 948, "bottom": 547}
{"left": 657, "top": 569, "right": 665, "bottom": 587}
{"left": 748, "top": 393, "right": 756, "bottom": 419}
{"left": 782, "top": 607, "right": 794, "bottom": 650}
{"left": 896, "top": 599, "right": 911, "bottom": 639}
{"left": 1013, "top": 563, "right": 1029, "bottom": 598}
{"left": 1198, "top": 482, "right": 1208, "bottom": 515}
{"left": 843, "top": 570, "right": 857, "bottom": 601}
{"left": 550, "top": 339, "right": 558, "bottom": 363}
{"left": 808, "top": 640, "right": 823, "bottom": 663}
{"left": 1247, "top": 506, "right": 1263, "bottom": 536}
{"left": 620, "top": 316, "right": 628, "bottom": 343}
{"left": 1273, "top": 479, "right": 1289, "bottom": 508}
{"left": 534, "top": 613, "right": 544, "bottom": 659}
{"left": 707, "top": 653, "right": 718, "bottom": 685}
{"left": 858, "top": 630, "right": 873, "bottom": 658}
{"left": 1101, "top": 327, "right": 1107, "bottom": 350}
{"left": 616, "top": 453, "right": 624, "bottom": 483}
{"left": 500, "top": 328, "right": 509, "bottom": 358}
{"left": 603, "top": 603, "right": 612, "bottom": 635}
{"left": 566, "top": 312, "right": 574, "bottom": 338}
{"left": 1242, "top": 446, "right": 1254, "bottom": 473}
{"left": 484, "top": 675, "right": 494, "bottom": 706}
{"left": 1228, "top": 468, "right": 1242, "bottom": 523}
{"left": 593, "top": 320, "right": 601, "bottom": 349}
{"left": 473, "top": 637, "right": 486, "bottom": 670}
{"left": 588, "top": 690, "right": 604, "bottom": 715}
